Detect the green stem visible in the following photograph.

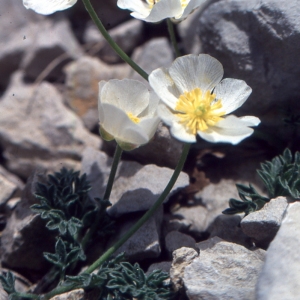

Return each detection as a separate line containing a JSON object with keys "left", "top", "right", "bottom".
{"left": 167, "top": 19, "right": 181, "bottom": 57}
{"left": 103, "top": 145, "right": 123, "bottom": 201}
{"left": 81, "top": 0, "right": 149, "bottom": 81}
{"left": 84, "top": 143, "right": 191, "bottom": 274}
{"left": 41, "top": 143, "right": 190, "bottom": 299}
{"left": 81, "top": 145, "right": 123, "bottom": 250}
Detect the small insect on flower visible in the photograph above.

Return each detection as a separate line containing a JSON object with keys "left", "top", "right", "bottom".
{"left": 117, "top": 0, "right": 207, "bottom": 23}
{"left": 149, "top": 54, "right": 260, "bottom": 144}
{"left": 98, "top": 79, "right": 160, "bottom": 151}
{"left": 23, "top": 0, "right": 77, "bottom": 15}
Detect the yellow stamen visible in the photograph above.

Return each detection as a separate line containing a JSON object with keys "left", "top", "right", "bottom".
{"left": 175, "top": 88, "right": 225, "bottom": 135}
{"left": 146, "top": 0, "right": 188, "bottom": 9}
{"left": 127, "top": 112, "right": 140, "bottom": 124}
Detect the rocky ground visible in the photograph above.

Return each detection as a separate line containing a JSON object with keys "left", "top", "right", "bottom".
{"left": 0, "top": 0, "right": 300, "bottom": 299}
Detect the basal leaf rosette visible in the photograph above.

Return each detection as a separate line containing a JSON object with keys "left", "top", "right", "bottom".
{"left": 23, "top": 0, "right": 77, "bottom": 15}
{"left": 98, "top": 79, "right": 160, "bottom": 151}
{"left": 117, "top": 0, "right": 206, "bottom": 23}
{"left": 148, "top": 54, "right": 260, "bottom": 144}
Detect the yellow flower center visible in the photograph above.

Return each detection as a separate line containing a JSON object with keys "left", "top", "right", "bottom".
{"left": 175, "top": 88, "right": 225, "bottom": 135}
{"left": 146, "top": 0, "right": 188, "bottom": 9}
{"left": 127, "top": 112, "right": 140, "bottom": 124}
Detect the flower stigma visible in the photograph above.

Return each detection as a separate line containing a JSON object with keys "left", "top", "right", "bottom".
{"left": 146, "top": 0, "right": 188, "bottom": 9}
{"left": 127, "top": 112, "right": 140, "bottom": 124}
{"left": 175, "top": 88, "right": 225, "bottom": 134}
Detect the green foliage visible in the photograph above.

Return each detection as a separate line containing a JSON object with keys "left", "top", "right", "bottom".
{"left": 0, "top": 272, "right": 16, "bottom": 295}
{"left": 223, "top": 149, "right": 300, "bottom": 216}
{"left": 31, "top": 168, "right": 115, "bottom": 276}
{"left": 222, "top": 184, "right": 269, "bottom": 215}
{"left": 65, "top": 253, "right": 175, "bottom": 300}
{"left": 258, "top": 148, "right": 300, "bottom": 198}
{"left": 44, "top": 238, "right": 86, "bottom": 273}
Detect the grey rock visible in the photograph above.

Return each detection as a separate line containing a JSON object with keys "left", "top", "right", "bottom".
{"left": 174, "top": 179, "right": 243, "bottom": 234}
{"left": 0, "top": 165, "right": 24, "bottom": 191}
{"left": 162, "top": 213, "right": 193, "bottom": 237}
{"left": 0, "top": 72, "right": 101, "bottom": 177}
{"left": 81, "top": 147, "right": 189, "bottom": 218}
{"left": 108, "top": 208, "right": 163, "bottom": 261}
{"left": 71, "top": 0, "right": 130, "bottom": 30}
{"left": 84, "top": 19, "right": 144, "bottom": 64}
{"left": 241, "top": 196, "right": 288, "bottom": 248}
{"left": 256, "top": 202, "right": 300, "bottom": 300}
{"left": 129, "top": 122, "right": 184, "bottom": 169}
{"left": 172, "top": 205, "right": 208, "bottom": 234}
{"left": 165, "top": 231, "right": 196, "bottom": 259}
{"left": 6, "top": 197, "right": 21, "bottom": 210}
{"left": 0, "top": 174, "right": 17, "bottom": 206}
{"left": 50, "top": 289, "right": 85, "bottom": 300}
{"left": 208, "top": 214, "right": 253, "bottom": 248}
{"left": 170, "top": 247, "right": 198, "bottom": 292}
{"left": 0, "top": 287, "right": 8, "bottom": 300}
{"left": 198, "top": 0, "right": 300, "bottom": 141}
{"left": 129, "top": 37, "right": 174, "bottom": 83}
{"left": 64, "top": 56, "right": 130, "bottom": 130}
{"left": 184, "top": 238, "right": 265, "bottom": 300}
{"left": 147, "top": 261, "right": 172, "bottom": 274}
{"left": 0, "top": 0, "right": 43, "bottom": 90}
{"left": 1, "top": 171, "right": 55, "bottom": 271}
{"left": 1, "top": 203, "right": 55, "bottom": 271}
{"left": 177, "top": 0, "right": 218, "bottom": 54}
{"left": 22, "top": 16, "right": 83, "bottom": 81}
{"left": 196, "top": 235, "right": 223, "bottom": 250}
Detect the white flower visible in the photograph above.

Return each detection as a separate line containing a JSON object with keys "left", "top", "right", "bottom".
{"left": 98, "top": 79, "right": 160, "bottom": 151}
{"left": 23, "top": 0, "right": 77, "bottom": 15}
{"left": 148, "top": 54, "right": 260, "bottom": 144}
{"left": 117, "top": 0, "right": 206, "bottom": 23}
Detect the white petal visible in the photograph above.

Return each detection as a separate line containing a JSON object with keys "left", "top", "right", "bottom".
{"left": 118, "top": 126, "right": 149, "bottom": 146}
{"left": 149, "top": 68, "right": 181, "bottom": 110}
{"left": 100, "top": 103, "right": 148, "bottom": 145}
{"left": 101, "top": 79, "right": 149, "bottom": 116}
{"left": 157, "top": 104, "right": 195, "bottom": 143}
{"left": 139, "top": 91, "right": 160, "bottom": 118}
{"left": 117, "top": 0, "right": 150, "bottom": 17}
{"left": 169, "top": 54, "right": 224, "bottom": 94}
{"left": 23, "top": 0, "right": 77, "bottom": 15}
{"left": 157, "top": 103, "right": 180, "bottom": 127}
{"left": 98, "top": 81, "right": 107, "bottom": 104}
{"left": 214, "top": 78, "right": 252, "bottom": 114}
{"left": 197, "top": 115, "right": 257, "bottom": 144}
{"left": 179, "top": 0, "right": 206, "bottom": 20}
{"left": 138, "top": 116, "right": 160, "bottom": 139}
{"left": 239, "top": 116, "right": 261, "bottom": 126}
{"left": 139, "top": 0, "right": 183, "bottom": 22}
{"left": 170, "top": 122, "right": 197, "bottom": 143}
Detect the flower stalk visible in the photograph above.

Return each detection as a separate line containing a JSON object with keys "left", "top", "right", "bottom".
{"left": 81, "top": 145, "right": 122, "bottom": 251}
{"left": 41, "top": 143, "right": 190, "bottom": 300}
{"left": 167, "top": 18, "right": 181, "bottom": 57}
{"left": 81, "top": 0, "right": 149, "bottom": 81}
{"left": 84, "top": 143, "right": 190, "bottom": 273}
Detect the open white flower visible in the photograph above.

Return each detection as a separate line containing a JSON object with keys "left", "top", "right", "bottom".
{"left": 149, "top": 54, "right": 260, "bottom": 144}
{"left": 117, "top": 0, "right": 206, "bottom": 23}
{"left": 98, "top": 79, "right": 160, "bottom": 151}
{"left": 23, "top": 0, "right": 77, "bottom": 15}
